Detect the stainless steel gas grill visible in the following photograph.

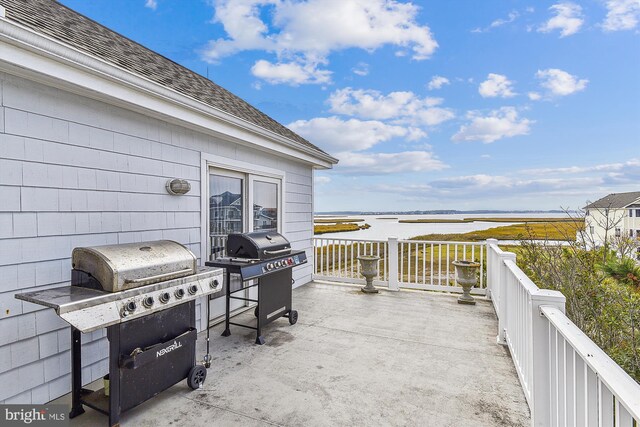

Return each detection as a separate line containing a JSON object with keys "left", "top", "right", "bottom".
{"left": 205, "top": 231, "right": 307, "bottom": 345}
{"left": 15, "top": 241, "right": 223, "bottom": 427}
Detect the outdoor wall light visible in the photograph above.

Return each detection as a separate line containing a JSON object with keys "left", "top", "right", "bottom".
{"left": 166, "top": 178, "right": 191, "bottom": 195}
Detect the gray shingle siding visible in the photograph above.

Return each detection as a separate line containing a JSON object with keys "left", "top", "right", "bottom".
{"left": 0, "top": 72, "right": 314, "bottom": 403}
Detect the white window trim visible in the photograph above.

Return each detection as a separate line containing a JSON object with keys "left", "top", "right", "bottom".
{"left": 200, "top": 152, "right": 286, "bottom": 265}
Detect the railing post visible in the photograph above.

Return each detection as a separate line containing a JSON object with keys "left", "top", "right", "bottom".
{"left": 496, "top": 251, "right": 516, "bottom": 345}
{"left": 485, "top": 239, "right": 498, "bottom": 299}
{"left": 530, "top": 290, "right": 566, "bottom": 427}
{"left": 388, "top": 237, "right": 399, "bottom": 291}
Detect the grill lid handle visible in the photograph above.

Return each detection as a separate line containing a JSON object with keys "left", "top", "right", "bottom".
{"left": 263, "top": 248, "right": 291, "bottom": 256}
{"left": 123, "top": 268, "right": 193, "bottom": 284}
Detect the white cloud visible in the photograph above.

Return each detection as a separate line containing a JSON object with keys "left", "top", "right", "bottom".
{"left": 315, "top": 176, "right": 331, "bottom": 184}
{"left": 522, "top": 159, "right": 640, "bottom": 176}
{"left": 287, "top": 116, "right": 424, "bottom": 153}
{"left": 202, "top": 0, "right": 438, "bottom": 84}
{"left": 535, "top": 68, "right": 588, "bottom": 96}
{"left": 538, "top": 2, "right": 584, "bottom": 37}
{"left": 427, "top": 75, "right": 450, "bottom": 90}
{"left": 527, "top": 92, "right": 542, "bottom": 101}
{"left": 145, "top": 0, "right": 157, "bottom": 10}
{"left": 327, "top": 87, "right": 454, "bottom": 126}
{"left": 288, "top": 115, "right": 447, "bottom": 175}
{"left": 251, "top": 60, "right": 332, "bottom": 85}
{"left": 352, "top": 62, "right": 369, "bottom": 76}
{"left": 452, "top": 107, "right": 533, "bottom": 143}
{"left": 478, "top": 73, "right": 516, "bottom": 98}
{"left": 472, "top": 10, "right": 520, "bottom": 33}
{"left": 337, "top": 151, "right": 448, "bottom": 175}
{"left": 601, "top": 0, "right": 640, "bottom": 31}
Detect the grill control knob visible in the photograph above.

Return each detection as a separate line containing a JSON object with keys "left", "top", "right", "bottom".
{"left": 126, "top": 301, "right": 137, "bottom": 312}
{"left": 143, "top": 296, "right": 154, "bottom": 308}
{"left": 267, "top": 263, "right": 274, "bottom": 271}
{"left": 175, "top": 288, "right": 185, "bottom": 299}
{"left": 188, "top": 285, "right": 198, "bottom": 295}
{"left": 159, "top": 292, "right": 170, "bottom": 304}
{"left": 210, "top": 279, "right": 219, "bottom": 289}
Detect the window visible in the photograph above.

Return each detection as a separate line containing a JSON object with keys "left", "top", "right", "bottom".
{"left": 207, "top": 167, "right": 282, "bottom": 260}
{"left": 636, "top": 209, "right": 640, "bottom": 217}
{"left": 615, "top": 228, "right": 621, "bottom": 237}
{"left": 630, "top": 209, "right": 635, "bottom": 218}
{"left": 585, "top": 210, "right": 590, "bottom": 216}
{"left": 590, "top": 226, "right": 594, "bottom": 234}
{"left": 631, "top": 230, "right": 635, "bottom": 238}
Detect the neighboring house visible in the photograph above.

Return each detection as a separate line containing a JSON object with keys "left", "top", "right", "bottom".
{"left": 0, "top": 0, "right": 337, "bottom": 405}
{"left": 209, "top": 191, "right": 243, "bottom": 235}
{"left": 584, "top": 192, "right": 640, "bottom": 254}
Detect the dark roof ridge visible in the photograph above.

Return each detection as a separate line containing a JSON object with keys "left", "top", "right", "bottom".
{"left": 584, "top": 191, "right": 640, "bottom": 209}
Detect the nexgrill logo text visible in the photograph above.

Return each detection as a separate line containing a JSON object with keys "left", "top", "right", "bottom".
{"left": 156, "top": 340, "right": 182, "bottom": 358}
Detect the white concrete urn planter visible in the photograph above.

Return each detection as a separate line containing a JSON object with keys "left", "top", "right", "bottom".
{"left": 357, "top": 255, "right": 380, "bottom": 293}
{"left": 453, "top": 260, "right": 480, "bottom": 305}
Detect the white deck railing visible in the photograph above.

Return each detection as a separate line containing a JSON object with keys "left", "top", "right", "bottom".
{"left": 313, "top": 236, "right": 486, "bottom": 294}
{"left": 486, "top": 238, "right": 640, "bottom": 426}
{"left": 313, "top": 235, "right": 640, "bottom": 426}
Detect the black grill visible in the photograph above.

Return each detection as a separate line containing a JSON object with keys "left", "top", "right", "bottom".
{"left": 226, "top": 231, "right": 291, "bottom": 259}
{"left": 206, "top": 231, "right": 307, "bottom": 345}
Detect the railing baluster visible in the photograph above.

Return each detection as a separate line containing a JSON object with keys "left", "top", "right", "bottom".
{"left": 400, "top": 242, "right": 404, "bottom": 283}
{"left": 422, "top": 243, "right": 426, "bottom": 284}
{"left": 446, "top": 243, "right": 450, "bottom": 286}
{"left": 430, "top": 243, "right": 434, "bottom": 285}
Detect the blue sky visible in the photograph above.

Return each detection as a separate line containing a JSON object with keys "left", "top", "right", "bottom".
{"left": 59, "top": 0, "right": 640, "bottom": 212}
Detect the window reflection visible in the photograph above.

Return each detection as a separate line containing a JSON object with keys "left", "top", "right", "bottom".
{"left": 253, "top": 181, "right": 278, "bottom": 232}
{"left": 210, "top": 174, "right": 243, "bottom": 259}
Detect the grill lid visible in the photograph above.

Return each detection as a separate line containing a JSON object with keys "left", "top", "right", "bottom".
{"left": 226, "top": 231, "right": 291, "bottom": 259}
{"left": 72, "top": 240, "right": 197, "bottom": 292}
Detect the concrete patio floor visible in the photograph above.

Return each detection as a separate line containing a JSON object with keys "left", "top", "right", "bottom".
{"left": 58, "top": 281, "right": 530, "bottom": 426}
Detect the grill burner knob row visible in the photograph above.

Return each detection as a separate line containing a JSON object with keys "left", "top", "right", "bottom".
{"left": 143, "top": 296, "right": 154, "bottom": 308}
{"left": 188, "top": 285, "right": 198, "bottom": 295}
{"left": 159, "top": 292, "right": 170, "bottom": 304}
{"left": 175, "top": 288, "right": 185, "bottom": 299}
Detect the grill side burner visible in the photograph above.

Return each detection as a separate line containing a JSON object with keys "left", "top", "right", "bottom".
{"left": 206, "top": 231, "right": 307, "bottom": 345}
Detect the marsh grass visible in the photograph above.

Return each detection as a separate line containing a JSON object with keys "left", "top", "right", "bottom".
{"left": 411, "top": 221, "right": 583, "bottom": 241}
{"left": 314, "top": 223, "right": 371, "bottom": 234}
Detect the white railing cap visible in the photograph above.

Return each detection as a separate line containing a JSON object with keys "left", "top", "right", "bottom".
{"left": 542, "top": 306, "right": 640, "bottom": 418}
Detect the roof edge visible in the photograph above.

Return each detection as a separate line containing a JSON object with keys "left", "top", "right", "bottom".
{"left": 0, "top": 17, "right": 338, "bottom": 168}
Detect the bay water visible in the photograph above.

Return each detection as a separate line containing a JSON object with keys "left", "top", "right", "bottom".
{"left": 314, "top": 213, "right": 566, "bottom": 240}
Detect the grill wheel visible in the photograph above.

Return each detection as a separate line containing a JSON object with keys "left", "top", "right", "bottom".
{"left": 288, "top": 310, "right": 298, "bottom": 325}
{"left": 187, "top": 365, "right": 207, "bottom": 389}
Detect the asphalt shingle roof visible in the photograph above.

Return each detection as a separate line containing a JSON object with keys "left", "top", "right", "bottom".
{"left": 0, "top": 0, "right": 331, "bottom": 159}
{"left": 585, "top": 191, "right": 640, "bottom": 209}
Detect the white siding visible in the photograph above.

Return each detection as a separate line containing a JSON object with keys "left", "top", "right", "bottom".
{"left": 0, "top": 72, "right": 315, "bottom": 403}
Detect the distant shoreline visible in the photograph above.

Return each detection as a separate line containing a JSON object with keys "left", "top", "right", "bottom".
{"left": 315, "top": 210, "right": 571, "bottom": 215}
